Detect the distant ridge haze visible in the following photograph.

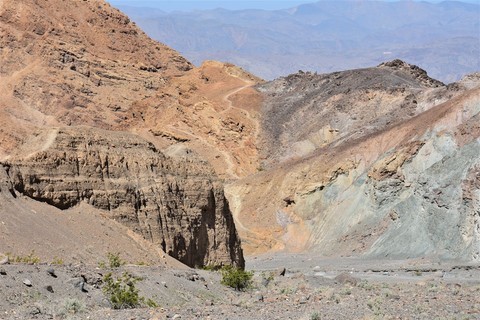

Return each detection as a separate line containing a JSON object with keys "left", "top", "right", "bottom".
{"left": 115, "top": 0, "right": 480, "bottom": 82}
{"left": 109, "top": 1, "right": 480, "bottom": 12}
{"left": 109, "top": 1, "right": 325, "bottom": 12}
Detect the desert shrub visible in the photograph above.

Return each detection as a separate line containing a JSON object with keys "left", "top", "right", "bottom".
{"left": 103, "top": 272, "right": 142, "bottom": 309}
{"left": 220, "top": 266, "right": 253, "bottom": 291}
{"left": 367, "top": 297, "right": 384, "bottom": 316}
{"left": 145, "top": 298, "right": 159, "bottom": 308}
{"left": 281, "top": 287, "right": 296, "bottom": 295}
{"left": 99, "top": 252, "right": 125, "bottom": 269}
{"left": 102, "top": 272, "right": 158, "bottom": 309}
{"left": 357, "top": 280, "right": 375, "bottom": 291}
{"left": 6, "top": 251, "right": 40, "bottom": 264}
{"left": 51, "top": 256, "right": 64, "bottom": 265}
{"left": 107, "top": 252, "right": 125, "bottom": 268}
{"left": 310, "top": 311, "right": 321, "bottom": 320}
{"left": 62, "top": 298, "right": 85, "bottom": 315}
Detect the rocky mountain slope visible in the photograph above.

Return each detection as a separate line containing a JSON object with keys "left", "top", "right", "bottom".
{"left": 258, "top": 60, "right": 447, "bottom": 168}
{"left": 1, "top": 0, "right": 479, "bottom": 276}
{"left": 0, "top": 0, "right": 191, "bottom": 156}
{"left": 229, "top": 66, "right": 480, "bottom": 261}
{"left": 0, "top": 0, "right": 479, "bottom": 319}
{"left": 127, "top": 60, "right": 264, "bottom": 180}
{"left": 0, "top": 0, "right": 246, "bottom": 268}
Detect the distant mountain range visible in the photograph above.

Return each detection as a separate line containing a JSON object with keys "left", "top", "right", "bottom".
{"left": 117, "top": 0, "right": 480, "bottom": 83}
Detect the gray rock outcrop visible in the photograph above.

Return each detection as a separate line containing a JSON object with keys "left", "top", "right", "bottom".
{"left": 230, "top": 65, "right": 480, "bottom": 261}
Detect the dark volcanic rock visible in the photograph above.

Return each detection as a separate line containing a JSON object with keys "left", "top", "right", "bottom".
{"left": 256, "top": 60, "right": 451, "bottom": 167}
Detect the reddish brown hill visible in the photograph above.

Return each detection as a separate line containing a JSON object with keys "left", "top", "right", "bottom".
{"left": 0, "top": 0, "right": 191, "bottom": 156}
{"left": 128, "top": 60, "right": 264, "bottom": 179}
{"left": 0, "top": 0, "right": 263, "bottom": 180}
{"left": 0, "top": 0, "right": 253, "bottom": 268}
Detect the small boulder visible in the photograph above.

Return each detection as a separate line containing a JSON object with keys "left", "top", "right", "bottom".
{"left": 334, "top": 272, "right": 358, "bottom": 286}
{"left": 276, "top": 267, "right": 286, "bottom": 277}
{"left": 298, "top": 295, "right": 309, "bottom": 304}
{"left": 46, "top": 268, "right": 57, "bottom": 278}
{"left": 261, "top": 277, "right": 270, "bottom": 287}
{"left": 254, "top": 291, "right": 264, "bottom": 302}
{"left": 23, "top": 279, "right": 33, "bottom": 287}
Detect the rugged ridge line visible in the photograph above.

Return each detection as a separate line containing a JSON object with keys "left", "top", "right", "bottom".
{"left": 231, "top": 66, "right": 480, "bottom": 260}
{"left": 2, "top": 127, "right": 244, "bottom": 268}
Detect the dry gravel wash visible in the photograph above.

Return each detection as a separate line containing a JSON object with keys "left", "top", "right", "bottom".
{"left": 0, "top": 255, "right": 479, "bottom": 320}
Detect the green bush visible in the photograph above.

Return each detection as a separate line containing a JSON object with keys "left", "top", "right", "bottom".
{"left": 145, "top": 298, "right": 159, "bottom": 308}
{"left": 6, "top": 251, "right": 40, "bottom": 264}
{"left": 99, "top": 252, "right": 125, "bottom": 269}
{"left": 102, "top": 272, "right": 159, "bottom": 309}
{"left": 310, "top": 312, "right": 321, "bottom": 320}
{"left": 107, "top": 252, "right": 125, "bottom": 268}
{"left": 102, "top": 272, "right": 142, "bottom": 309}
{"left": 220, "top": 266, "right": 253, "bottom": 291}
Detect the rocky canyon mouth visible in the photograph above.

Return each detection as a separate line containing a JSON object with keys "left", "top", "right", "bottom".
{"left": 0, "top": 0, "right": 479, "bottom": 319}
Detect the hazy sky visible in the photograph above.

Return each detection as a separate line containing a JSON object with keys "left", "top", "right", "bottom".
{"left": 108, "top": 0, "right": 472, "bottom": 12}
{"left": 108, "top": 1, "right": 352, "bottom": 11}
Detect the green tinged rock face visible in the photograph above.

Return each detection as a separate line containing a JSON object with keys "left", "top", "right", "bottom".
{"left": 286, "top": 92, "right": 480, "bottom": 261}
{"left": 230, "top": 65, "right": 480, "bottom": 261}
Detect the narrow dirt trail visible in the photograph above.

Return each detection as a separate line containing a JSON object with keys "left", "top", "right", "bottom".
{"left": 167, "top": 125, "right": 240, "bottom": 179}
{"left": 223, "top": 185, "right": 250, "bottom": 233}
{"left": 221, "top": 79, "right": 260, "bottom": 134}
{"left": 169, "top": 76, "right": 261, "bottom": 236}
{"left": 220, "top": 78, "right": 261, "bottom": 174}
{"left": 219, "top": 77, "right": 262, "bottom": 238}
{"left": 174, "top": 77, "right": 259, "bottom": 180}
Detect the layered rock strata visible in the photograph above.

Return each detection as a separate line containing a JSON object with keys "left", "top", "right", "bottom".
{"left": 2, "top": 127, "right": 244, "bottom": 268}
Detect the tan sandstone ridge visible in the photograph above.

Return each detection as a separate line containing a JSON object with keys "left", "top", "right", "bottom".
{"left": 0, "top": 0, "right": 254, "bottom": 267}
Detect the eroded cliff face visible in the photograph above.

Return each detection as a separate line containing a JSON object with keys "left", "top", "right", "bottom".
{"left": 2, "top": 127, "right": 244, "bottom": 268}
